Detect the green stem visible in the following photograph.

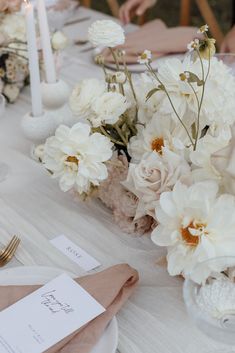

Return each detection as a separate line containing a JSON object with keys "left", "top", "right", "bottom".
{"left": 99, "top": 126, "right": 125, "bottom": 146}
{"left": 109, "top": 47, "right": 124, "bottom": 96}
{"left": 114, "top": 123, "right": 128, "bottom": 145}
{"left": 147, "top": 62, "right": 194, "bottom": 146}
{"left": 193, "top": 48, "right": 211, "bottom": 150}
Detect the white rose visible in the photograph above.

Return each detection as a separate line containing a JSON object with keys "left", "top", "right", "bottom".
{"left": 69, "top": 79, "right": 106, "bottom": 117}
{"left": 92, "top": 91, "right": 129, "bottom": 126}
{"left": 51, "top": 31, "right": 68, "bottom": 50}
{"left": 123, "top": 149, "right": 191, "bottom": 218}
{"left": 88, "top": 20, "right": 125, "bottom": 48}
{"left": 3, "top": 84, "right": 20, "bottom": 103}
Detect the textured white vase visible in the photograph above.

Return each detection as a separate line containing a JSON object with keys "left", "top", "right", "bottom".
{"left": 21, "top": 111, "right": 55, "bottom": 143}
{"left": 41, "top": 79, "right": 70, "bottom": 110}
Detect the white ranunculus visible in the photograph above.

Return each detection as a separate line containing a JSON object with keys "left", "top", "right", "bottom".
{"left": 128, "top": 113, "right": 187, "bottom": 162}
{"left": 123, "top": 149, "right": 191, "bottom": 219}
{"left": 69, "top": 79, "right": 106, "bottom": 118}
{"left": 43, "top": 122, "right": 113, "bottom": 194}
{"left": 88, "top": 20, "right": 125, "bottom": 48}
{"left": 92, "top": 91, "right": 130, "bottom": 126}
{"left": 151, "top": 181, "right": 235, "bottom": 283}
{"left": 51, "top": 31, "right": 68, "bottom": 50}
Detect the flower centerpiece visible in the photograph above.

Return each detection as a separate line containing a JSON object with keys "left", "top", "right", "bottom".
{"left": 38, "top": 21, "right": 235, "bottom": 283}
{"left": 0, "top": 3, "right": 68, "bottom": 103}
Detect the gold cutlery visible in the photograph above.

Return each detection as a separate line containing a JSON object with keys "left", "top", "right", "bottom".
{"left": 0, "top": 236, "right": 21, "bottom": 267}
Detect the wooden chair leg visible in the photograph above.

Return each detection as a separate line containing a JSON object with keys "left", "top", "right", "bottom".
{"left": 138, "top": 13, "right": 146, "bottom": 26}
{"left": 195, "top": 0, "right": 224, "bottom": 47}
{"left": 82, "top": 0, "right": 91, "bottom": 8}
{"left": 106, "top": 0, "right": 120, "bottom": 18}
{"left": 180, "top": 0, "right": 191, "bottom": 26}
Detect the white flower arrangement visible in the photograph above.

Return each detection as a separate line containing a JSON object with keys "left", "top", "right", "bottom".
{"left": 39, "top": 21, "right": 235, "bottom": 283}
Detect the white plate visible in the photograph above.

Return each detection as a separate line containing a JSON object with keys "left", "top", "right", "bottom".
{"left": 94, "top": 48, "right": 184, "bottom": 73}
{"left": 0, "top": 266, "right": 119, "bottom": 353}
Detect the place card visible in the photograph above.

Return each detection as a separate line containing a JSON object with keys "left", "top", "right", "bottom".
{"left": 0, "top": 274, "right": 105, "bottom": 353}
{"left": 50, "top": 235, "right": 101, "bottom": 271}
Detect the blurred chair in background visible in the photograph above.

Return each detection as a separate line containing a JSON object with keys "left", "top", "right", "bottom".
{"left": 81, "top": 0, "right": 226, "bottom": 49}
{"left": 180, "top": 0, "right": 224, "bottom": 47}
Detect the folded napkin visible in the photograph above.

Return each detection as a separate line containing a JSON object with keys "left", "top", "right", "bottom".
{"left": 103, "top": 19, "right": 200, "bottom": 64}
{"left": 0, "top": 264, "right": 139, "bottom": 353}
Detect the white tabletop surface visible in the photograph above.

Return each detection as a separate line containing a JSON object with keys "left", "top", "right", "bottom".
{"left": 0, "top": 6, "right": 225, "bottom": 353}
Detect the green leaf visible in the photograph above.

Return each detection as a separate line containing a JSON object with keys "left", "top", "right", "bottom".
{"left": 184, "top": 71, "right": 204, "bottom": 86}
{"left": 146, "top": 85, "right": 164, "bottom": 101}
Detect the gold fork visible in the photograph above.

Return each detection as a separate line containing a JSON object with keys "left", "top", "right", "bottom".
{"left": 0, "top": 236, "right": 21, "bottom": 267}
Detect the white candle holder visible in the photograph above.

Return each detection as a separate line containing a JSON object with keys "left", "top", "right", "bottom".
{"left": 21, "top": 111, "right": 55, "bottom": 144}
{"left": 41, "top": 79, "right": 70, "bottom": 110}
{"left": 21, "top": 107, "right": 77, "bottom": 145}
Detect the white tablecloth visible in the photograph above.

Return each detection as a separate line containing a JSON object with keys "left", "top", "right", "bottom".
{"left": 0, "top": 7, "right": 224, "bottom": 353}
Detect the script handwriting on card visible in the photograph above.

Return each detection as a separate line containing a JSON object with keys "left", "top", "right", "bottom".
{"left": 41, "top": 290, "right": 74, "bottom": 315}
{"left": 66, "top": 246, "right": 82, "bottom": 259}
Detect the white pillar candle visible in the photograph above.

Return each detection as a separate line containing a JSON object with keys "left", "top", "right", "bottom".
{"left": 37, "top": 0, "right": 57, "bottom": 84}
{"left": 24, "top": 0, "right": 43, "bottom": 117}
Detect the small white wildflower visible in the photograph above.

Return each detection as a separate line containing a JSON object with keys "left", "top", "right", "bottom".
{"left": 197, "top": 24, "right": 209, "bottom": 34}
{"left": 137, "top": 50, "right": 152, "bottom": 64}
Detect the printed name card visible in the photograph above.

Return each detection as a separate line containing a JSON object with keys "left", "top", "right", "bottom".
{"left": 0, "top": 274, "right": 105, "bottom": 353}
{"left": 50, "top": 235, "right": 101, "bottom": 271}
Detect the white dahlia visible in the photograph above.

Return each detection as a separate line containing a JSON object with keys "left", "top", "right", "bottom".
{"left": 156, "top": 56, "right": 235, "bottom": 130}
{"left": 151, "top": 181, "right": 235, "bottom": 283}
{"left": 128, "top": 113, "right": 188, "bottom": 162}
{"left": 43, "top": 123, "right": 113, "bottom": 194}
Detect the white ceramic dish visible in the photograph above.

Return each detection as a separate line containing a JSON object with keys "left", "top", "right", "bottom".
{"left": 0, "top": 266, "right": 119, "bottom": 353}
{"left": 94, "top": 50, "right": 184, "bottom": 73}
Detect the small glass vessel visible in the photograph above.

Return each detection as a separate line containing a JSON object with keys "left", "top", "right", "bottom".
{"left": 184, "top": 256, "right": 235, "bottom": 353}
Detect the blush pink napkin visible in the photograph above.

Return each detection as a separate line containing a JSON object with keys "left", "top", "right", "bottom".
{"left": 0, "top": 264, "right": 139, "bottom": 353}
{"left": 103, "top": 19, "right": 200, "bottom": 64}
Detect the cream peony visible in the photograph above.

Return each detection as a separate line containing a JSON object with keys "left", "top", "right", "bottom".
{"left": 151, "top": 181, "right": 235, "bottom": 283}
{"left": 69, "top": 79, "right": 106, "bottom": 118}
{"left": 88, "top": 20, "right": 125, "bottom": 48}
{"left": 51, "top": 31, "right": 68, "bottom": 50}
{"left": 92, "top": 91, "right": 130, "bottom": 126}
{"left": 123, "top": 149, "right": 191, "bottom": 219}
{"left": 43, "top": 123, "right": 113, "bottom": 194}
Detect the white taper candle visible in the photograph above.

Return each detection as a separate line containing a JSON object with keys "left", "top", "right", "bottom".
{"left": 24, "top": 0, "right": 43, "bottom": 117}
{"left": 37, "top": 0, "right": 57, "bottom": 83}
